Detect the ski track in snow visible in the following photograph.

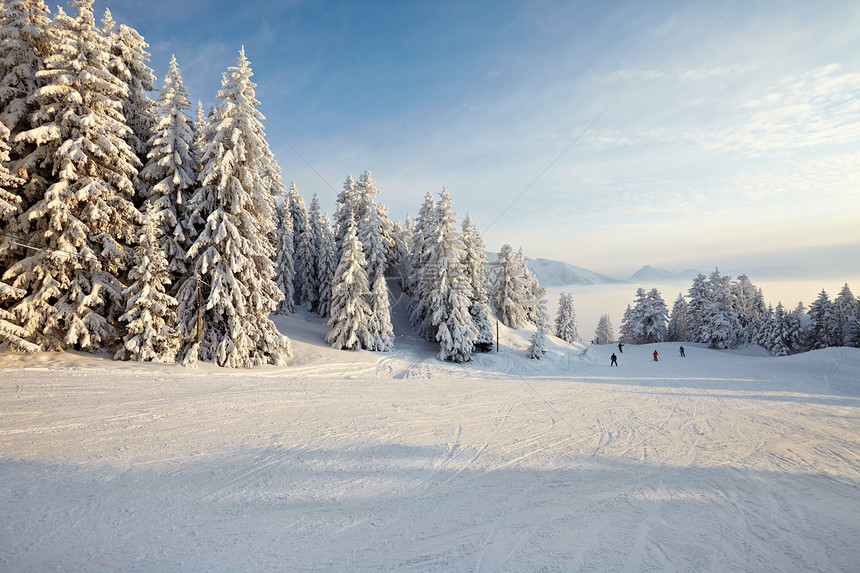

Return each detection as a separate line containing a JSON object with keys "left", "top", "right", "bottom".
{"left": 1, "top": 315, "right": 859, "bottom": 572}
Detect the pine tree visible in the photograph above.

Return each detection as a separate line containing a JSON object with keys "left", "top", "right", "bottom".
{"left": 767, "top": 302, "right": 792, "bottom": 356}
{"left": 0, "top": 0, "right": 51, "bottom": 167}
{"left": 700, "top": 268, "right": 743, "bottom": 349}
{"left": 175, "top": 48, "right": 291, "bottom": 367}
{"left": 0, "top": 122, "right": 38, "bottom": 352}
{"left": 407, "top": 192, "right": 437, "bottom": 335}
{"left": 139, "top": 54, "right": 196, "bottom": 278}
{"left": 732, "top": 274, "right": 759, "bottom": 343}
{"left": 554, "top": 292, "right": 579, "bottom": 343}
{"left": 334, "top": 174, "right": 356, "bottom": 255}
{"left": 528, "top": 314, "right": 548, "bottom": 359}
{"left": 326, "top": 221, "right": 373, "bottom": 350}
{"left": 523, "top": 257, "right": 548, "bottom": 327}
{"left": 115, "top": 205, "right": 178, "bottom": 362}
{"left": 286, "top": 180, "right": 309, "bottom": 306}
{"left": 805, "top": 289, "right": 838, "bottom": 350}
{"left": 749, "top": 288, "right": 770, "bottom": 345}
{"left": 369, "top": 272, "right": 395, "bottom": 352}
{"left": 316, "top": 213, "right": 337, "bottom": 319}
{"left": 833, "top": 284, "right": 858, "bottom": 347}
{"left": 686, "top": 273, "right": 709, "bottom": 343}
{"left": 642, "top": 288, "right": 669, "bottom": 343}
{"left": 667, "top": 293, "right": 690, "bottom": 342}
{"left": 100, "top": 8, "right": 154, "bottom": 164}
{"left": 595, "top": 314, "right": 614, "bottom": 345}
{"left": 489, "top": 244, "right": 532, "bottom": 329}
{"left": 355, "top": 170, "right": 392, "bottom": 283}
{"left": 461, "top": 212, "right": 494, "bottom": 351}
{"left": 618, "top": 304, "right": 634, "bottom": 343}
{"left": 423, "top": 189, "right": 477, "bottom": 361}
{"left": 7, "top": 1, "right": 143, "bottom": 350}
{"left": 620, "top": 288, "right": 648, "bottom": 343}
{"left": 296, "top": 210, "right": 318, "bottom": 311}
{"left": 387, "top": 218, "right": 410, "bottom": 285}
{"left": 273, "top": 200, "right": 295, "bottom": 314}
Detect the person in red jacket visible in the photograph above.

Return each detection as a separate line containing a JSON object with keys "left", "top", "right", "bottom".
{"left": 653, "top": 349, "right": 659, "bottom": 362}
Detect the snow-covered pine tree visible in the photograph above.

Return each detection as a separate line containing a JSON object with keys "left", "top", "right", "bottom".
{"left": 354, "top": 170, "right": 392, "bottom": 283}
{"left": 667, "top": 293, "right": 690, "bottom": 342}
{"left": 0, "top": 122, "right": 38, "bottom": 352}
{"left": 522, "top": 255, "right": 548, "bottom": 327}
{"left": 554, "top": 292, "right": 578, "bottom": 343}
{"left": 489, "top": 244, "right": 532, "bottom": 329}
{"left": 700, "top": 268, "right": 743, "bottom": 349}
{"left": 833, "top": 284, "right": 858, "bottom": 347}
{"left": 0, "top": 123, "right": 23, "bottom": 230}
{"left": 175, "top": 48, "right": 291, "bottom": 367}
{"left": 387, "top": 218, "right": 410, "bottom": 285}
{"left": 326, "top": 221, "right": 373, "bottom": 350}
{"left": 316, "top": 213, "right": 337, "bottom": 319}
{"left": 805, "top": 289, "right": 838, "bottom": 350}
{"left": 273, "top": 200, "right": 295, "bottom": 314}
{"left": 296, "top": 210, "right": 318, "bottom": 311}
{"left": 139, "top": 54, "right": 196, "bottom": 278}
{"left": 685, "top": 273, "right": 709, "bottom": 343}
{"left": 528, "top": 313, "right": 548, "bottom": 359}
{"left": 181, "top": 99, "right": 207, "bottom": 245}
{"left": 749, "top": 287, "right": 770, "bottom": 345}
{"left": 333, "top": 174, "right": 356, "bottom": 254}
{"left": 100, "top": 8, "right": 154, "bottom": 164}
{"left": 618, "top": 304, "right": 634, "bottom": 343}
{"left": 397, "top": 213, "right": 415, "bottom": 292}
{"left": 732, "top": 274, "right": 758, "bottom": 343}
{"left": 620, "top": 288, "right": 648, "bottom": 343}
{"left": 642, "top": 288, "right": 669, "bottom": 343}
{"left": 286, "top": 180, "right": 308, "bottom": 306}
{"left": 788, "top": 302, "right": 806, "bottom": 352}
{"left": 595, "top": 313, "right": 614, "bottom": 345}
{"left": 115, "top": 204, "right": 178, "bottom": 362}
{"left": 369, "top": 272, "right": 395, "bottom": 352}
{"left": 7, "top": 0, "right": 143, "bottom": 350}
{"left": 407, "top": 192, "right": 436, "bottom": 335}
{"left": 0, "top": 0, "right": 51, "bottom": 166}
{"left": 424, "top": 188, "right": 477, "bottom": 362}
{"left": 767, "top": 302, "right": 792, "bottom": 356}
{"left": 461, "top": 212, "right": 494, "bottom": 351}
{"left": 296, "top": 192, "right": 322, "bottom": 311}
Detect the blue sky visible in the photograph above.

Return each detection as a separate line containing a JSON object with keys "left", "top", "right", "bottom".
{"left": 103, "top": 0, "right": 860, "bottom": 278}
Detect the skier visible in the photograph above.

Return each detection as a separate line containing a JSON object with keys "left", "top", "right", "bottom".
{"left": 679, "top": 345, "right": 685, "bottom": 357}
{"left": 617, "top": 342, "right": 624, "bottom": 353}
{"left": 610, "top": 353, "right": 618, "bottom": 366}
{"left": 653, "top": 349, "right": 659, "bottom": 362}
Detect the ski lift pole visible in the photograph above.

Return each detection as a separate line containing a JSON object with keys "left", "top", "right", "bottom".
{"left": 196, "top": 273, "right": 202, "bottom": 345}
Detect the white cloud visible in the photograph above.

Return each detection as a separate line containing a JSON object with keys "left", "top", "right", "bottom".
{"left": 709, "top": 65, "right": 860, "bottom": 153}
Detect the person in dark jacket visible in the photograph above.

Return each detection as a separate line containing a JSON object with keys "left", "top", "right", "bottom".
{"left": 617, "top": 342, "right": 624, "bottom": 353}
{"left": 610, "top": 353, "right": 618, "bottom": 366}
{"left": 679, "top": 345, "right": 685, "bottom": 357}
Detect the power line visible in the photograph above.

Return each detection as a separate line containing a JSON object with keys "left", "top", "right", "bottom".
{"left": 0, "top": 230, "right": 102, "bottom": 264}
{"left": 482, "top": 108, "right": 606, "bottom": 234}
{"left": 268, "top": 124, "right": 339, "bottom": 196}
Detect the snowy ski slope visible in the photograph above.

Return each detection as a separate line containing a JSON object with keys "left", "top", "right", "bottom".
{"left": 1, "top": 310, "right": 858, "bottom": 572}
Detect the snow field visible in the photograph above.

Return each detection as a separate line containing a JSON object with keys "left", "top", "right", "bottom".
{"left": 1, "top": 315, "right": 859, "bottom": 572}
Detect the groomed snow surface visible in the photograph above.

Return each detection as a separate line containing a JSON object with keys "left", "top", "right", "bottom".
{"left": 2, "top": 303, "right": 859, "bottom": 572}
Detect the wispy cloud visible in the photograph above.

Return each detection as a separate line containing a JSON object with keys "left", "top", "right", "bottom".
{"left": 708, "top": 65, "right": 860, "bottom": 153}
{"left": 607, "top": 62, "right": 761, "bottom": 83}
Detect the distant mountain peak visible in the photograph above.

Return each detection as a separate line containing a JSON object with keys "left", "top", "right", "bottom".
{"left": 628, "top": 265, "right": 700, "bottom": 282}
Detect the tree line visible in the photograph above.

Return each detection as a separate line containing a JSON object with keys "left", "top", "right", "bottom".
{"left": 0, "top": 0, "right": 559, "bottom": 367}
{"left": 613, "top": 269, "right": 860, "bottom": 355}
